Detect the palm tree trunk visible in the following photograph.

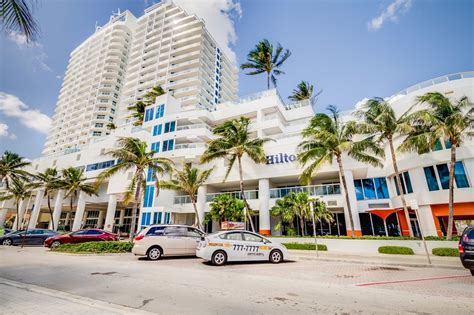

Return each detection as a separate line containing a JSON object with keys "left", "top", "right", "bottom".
{"left": 16, "top": 199, "right": 20, "bottom": 230}
{"left": 389, "top": 138, "right": 414, "bottom": 237}
{"left": 267, "top": 73, "right": 270, "bottom": 90}
{"left": 69, "top": 196, "right": 74, "bottom": 231}
{"left": 336, "top": 155, "right": 356, "bottom": 237}
{"left": 47, "top": 193, "right": 55, "bottom": 231}
{"left": 129, "top": 173, "right": 143, "bottom": 241}
{"left": 191, "top": 197, "right": 203, "bottom": 230}
{"left": 446, "top": 145, "right": 456, "bottom": 240}
{"left": 237, "top": 156, "right": 255, "bottom": 232}
{"left": 300, "top": 217, "right": 305, "bottom": 237}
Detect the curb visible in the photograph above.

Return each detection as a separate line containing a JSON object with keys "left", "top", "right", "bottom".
{"left": 0, "top": 278, "right": 153, "bottom": 314}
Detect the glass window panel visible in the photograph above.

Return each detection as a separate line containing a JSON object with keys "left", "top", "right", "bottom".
{"left": 423, "top": 166, "right": 440, "bottom": 191}
{"left": 374, "top": 177, "right": 389, "bottom": 199}
{"left": 353, "top": 180, "right": 364, "bottom": 200}
{"left": 444, "top": 139, "right": 452, "bottom": 149}
{"left": 362, "top": 179, "right": 376, "bottom": 200}
{"left": 403, "top": 172, "right": 413, "bottom": 193}
{"left": 454, "top": 161, "right": 470, "bottom": 188}
{"left": 436, "top": 164, "right": 450, "bottom": 190}
{"left": 433, "top": 139, "right": 443, "bottom": 151}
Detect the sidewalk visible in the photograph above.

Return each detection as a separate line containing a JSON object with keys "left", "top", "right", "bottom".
{"left": 288, "top": 249, "right": 463, "bottom": 269}
{"left": 0, "top": 278, "right": 153, "bottom": 315}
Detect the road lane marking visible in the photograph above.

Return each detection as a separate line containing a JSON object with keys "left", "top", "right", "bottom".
{"left": 355, "top": 275, "right": 470, "bottom": 287}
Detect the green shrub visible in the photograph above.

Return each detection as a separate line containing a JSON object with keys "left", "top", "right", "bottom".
{"left": 270, "top": 235, "right": 459, "bottom": 241}
{"left": 51, "top": 241, "right": 132, "bottom": 253}
{"left": 432, "top": 247, "right": 459, "bottom": 257}
{"left": 378, "top": 246, "right": 414, "bottom": 255}
{"left": 282, "top": 242, "right": 327, "bottom": 251}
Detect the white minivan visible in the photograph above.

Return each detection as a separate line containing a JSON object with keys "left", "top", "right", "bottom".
{"left": 132, "top": 224, "right": 205, "bottom": 260}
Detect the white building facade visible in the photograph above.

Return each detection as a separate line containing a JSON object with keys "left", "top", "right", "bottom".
{"left": 2, "top": 72, "right": 473, "bottom": 237}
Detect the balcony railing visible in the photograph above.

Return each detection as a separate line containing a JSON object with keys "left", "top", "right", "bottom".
{"left": 174, "top": 143, "right": 207, "bottom": 150}
{"left": 176, "top": 124, "right": 212, "bottom": 131}
{"left": 174, "top": 195, "right": 193, "bottom": 205}
{"left": 206, "top": 190, "right": 259, "bottom": 202}
{"left": 269, "top": 184, "right": 341, "bottom": 199}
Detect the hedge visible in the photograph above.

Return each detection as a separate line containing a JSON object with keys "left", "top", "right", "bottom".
{"left": 432, "top": 247, "right": 459, "bottom": 257}
{"left": 51, "top": 241, "right": 133, "bottom": 253}
{"left": 283, "top": 242, "right": 327, "bottom": 251}
{"left": 378, "top": 246, "right": 414, "bottom": 255}
{"left": 270, "top": 235, "right": 459, "bottom": 241}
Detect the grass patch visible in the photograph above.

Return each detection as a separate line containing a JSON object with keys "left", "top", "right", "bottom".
{"left": 432, "top": 247, "right": 459, "bottom": 257}
{"left": 51, "top": 241, "right": 132, "bottom": 254}
{"left": 378, "top": 246, "right": 414, "bottom": 255}
{"left": 283, "top": 242, "right": 327, "bottom": 251}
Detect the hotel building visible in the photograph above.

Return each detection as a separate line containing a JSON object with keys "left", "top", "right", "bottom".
{"left": 1, "top": 72, "right": 473, "bottom": 237}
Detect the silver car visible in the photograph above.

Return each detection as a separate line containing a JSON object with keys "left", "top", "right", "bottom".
{"left": 132, "top": 224, "right": 205, "bottom": 260}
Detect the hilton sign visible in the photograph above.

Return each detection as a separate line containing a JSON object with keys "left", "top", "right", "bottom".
{"left": 266, "top": 153, "right": 296, "bottom": 165}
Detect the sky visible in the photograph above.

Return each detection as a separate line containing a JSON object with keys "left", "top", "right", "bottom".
{"left": 0, "top": 0, "right": 473, "bottom": 158}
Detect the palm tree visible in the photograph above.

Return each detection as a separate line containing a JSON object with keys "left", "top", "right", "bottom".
{"left": 1, "top": 0, "right": 39, "bottom": 43}
{"left": 0, "top": 151, "right": 31, "bottom": 190}
{"left": 201, "top": 117, "right": 272, "bottom": 232}
{"left": 127, "top": 101, "right": 147, "bottom": 126}
{"left": 97, "top": 137, "right": 173, "bottom": 239}
{"left": 33, "top": 168, "right": 61, "bottom": 231}
{"left": 161, "top": 164, "right": 213, "bottom": 230}
{"left": 297, "top": 105, "right": 384, "bottom": 237}
{"left": 270, "top": 195, "right": 297, "bottom": 236}
{"left": 106, "top": 122, "right": 117, "bottom": 130}
{"left": 58, "top": 167, "right": 97, "bottom": 230}
{"left": 0, "top": 178, "right": 30, "bottom": 230}
{"left": 311, "top": 197, "right": 334, "bottom": 227}
{"left": 143, "top": 85, "right": 166, "bottom": 106}
{"left": 204, "top": 194, "right": 245, "bottom": 225}
{"left": 399, "top": 93, "right": 473, "bottom": 240}
{"left": 240, "top": 39, "right": 291, "bottom": 89}
{"left": 354, "top": 97, "right": 414, "bottom": 237}
{"left": 288, "top": 81, "right": 322, "bottom": 105}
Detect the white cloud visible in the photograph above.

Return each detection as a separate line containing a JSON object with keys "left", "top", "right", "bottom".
{"left": 0, "top": 123, "right": 17, "bottom": 139}
{"left": 56, "top": 75, "right": 62, "bottom": 79}
{"left": 368, "top": 0, "right": 412, "bottom": 31}
{"left": 7, "top": 31, "right": 54, "bottom": 73}
{"left": 0, "top": 92, "right": 52, "bottom": 134}
{"left": 173, "top": 0, "right": 242, "bottom": 64}
{"left": 7, "top": 31, "right": 28, "bottom": 48}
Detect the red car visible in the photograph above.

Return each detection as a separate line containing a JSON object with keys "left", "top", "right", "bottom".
{"left": 44, "top": 229, "right": 118, "bottom": 248}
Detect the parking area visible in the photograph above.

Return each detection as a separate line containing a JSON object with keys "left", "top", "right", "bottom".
{"left": 0, "top": 247, "right": 472, "bottom": 314}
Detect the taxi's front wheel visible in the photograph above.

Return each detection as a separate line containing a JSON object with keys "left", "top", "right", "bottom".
{"left": 269, "top": 249, "right": 283, "bottom": 264}
{"left": 211, "top": 250, "right": 227, "bottom": 266}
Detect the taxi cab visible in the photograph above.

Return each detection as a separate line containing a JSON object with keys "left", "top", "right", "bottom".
{"left": 132, "top": 224, "right": 205, "bottom": 260}
{"left": 196, "top": 230, "right": 288, "bottom": 266}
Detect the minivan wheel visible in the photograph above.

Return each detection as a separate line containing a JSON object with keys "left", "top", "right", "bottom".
{"left": 147, "top": 247, "right": 162, "bottom": 261}
{"left": 269, "top": 249, "right": 283, "bottom": 264}
{"left": 2, "top": 238, "right": 12, "bottom": 246}
{"left": 211, "top": 250, "right": 227, "bottom": 266}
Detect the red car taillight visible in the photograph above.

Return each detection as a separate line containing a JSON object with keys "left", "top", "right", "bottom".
{"left": 458, "top": 243, "right": 464, "bottom": 254}
{"left": 134, "top": 235, "right": 144, "bottom": 241}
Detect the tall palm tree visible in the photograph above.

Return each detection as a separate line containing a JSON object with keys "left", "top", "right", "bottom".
{"left": 161, "top": 164, "right": 213, "bottom": 230}
{"left": 354, "top": 97, "right": 414, "bottom": 237}
{"left": 58, "top": 167, "right": 97, "bottom": 230}
{"left": 1, "top": 0, "right": 39, "bottom": 43}
{"left": 240, "top": 39, "right": 291, "bottom": 89}
{"left": 0, "top": 178, "right": 30, "bottom": 230}
{"left": 399, "top": 93, "right": 473, "bottom": 240}
{"left": 270, "top": 195, "right": 297, "bottom": 235}
{"left": 288, "top": 81, "right": 322, "bottom": 105}
{"left": 0, "top": 151, "right": 31, "bottom": 190}
{"left": 98, "top": 137, "right": 173, "bottom": 239}
{"left": 33, "top": 168, "right": 61, "bottom": 231}
{"left": 297, "top": 105, "right": 384, "bottom": 237}
{"left": 201, "top": 117, "right": 272, "bottom": 232}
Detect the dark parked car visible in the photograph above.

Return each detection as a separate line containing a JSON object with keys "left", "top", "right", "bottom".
{"left": 0, "top": 229, "right": 60, "bottom": 246}
{"left": 44, "top": 228, "right": 118, "bottom": 248}
{"left": 459, "top": 226, "right": 474, "bottom": 276}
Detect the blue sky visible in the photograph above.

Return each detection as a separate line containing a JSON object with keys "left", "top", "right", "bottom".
{"left": 0, "top": 0, "right": 473, "bottom": 158}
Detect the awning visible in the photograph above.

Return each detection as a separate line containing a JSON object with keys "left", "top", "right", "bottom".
{"left": 367, "top": 209, "right": 402, "bottom": 221}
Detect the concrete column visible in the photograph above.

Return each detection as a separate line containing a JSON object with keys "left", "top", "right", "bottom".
{"left": 258, "top": 178, "right": 271, "bottom": 235}
{"left": 72, "top": 192, "right": 87, "bottom": 231}
{"left": 28, "top": 189, "right": 45, "bottom": 229}
{"left": 50, "top": 190, "right": 64, "bottom": 231}
{"left": 341, "top": 170, "right": 362, "bottom": 236}
{"left": 0, "top": 200, "right": 7, "bottom": 228}
{"left": 97, "top": 210, "right": 105, "bottom": 229}
{"left": 12, "top": 199, "right": 27, "bottom": 229}
{"left": 196, "top": 185, "right": 207, "bottom": 227}
{"left": 104, "top": 194, "right": 117, "bottom": 232}
{"left": 417, "top": 204, "right": 438, "bottom": 237}
{"left": 119, "top": 209, "right": 125, "bottom": 225}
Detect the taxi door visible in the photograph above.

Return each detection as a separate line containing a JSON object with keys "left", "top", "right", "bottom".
{"left": 222, "top": 231, "right": 247, "bottom": 261}
{"left": 163, "top": 226, "right": 187, "bottom": 255}
{"left": 241, "top": 232, "right": 269, "bottom": 261}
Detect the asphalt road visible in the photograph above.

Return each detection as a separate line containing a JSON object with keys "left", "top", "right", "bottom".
{"left": 0, "top": 247, "right": 472, "bottom": 314}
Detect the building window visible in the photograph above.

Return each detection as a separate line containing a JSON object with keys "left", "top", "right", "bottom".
{"left": 436, "top": 164, "right": 450, "bottom": 189}
{"left": 95, "top": 123, "right": 104, "bottom": 128}
{"left": 141, "top": 212, "right": 151, "bottom": 227}
{"left": 424, "top": 161, "right": 470, "bottom": 191}
{"left": 454, "top": 161, "right": 470, "bottom": 188}
{"left": 150, "top": 142, "right": 160, "bottom": 153}
{"left": 162, "top": 139, "right": 174, "bottom": 152}
{"left": 92, "top": 131, "right": 102, "bottom": 136}
{"left": 97, "top": 115, "right": 105, "bottom": 119}
{"left": 423, "top": 166, "right": 439, "bottom": 191}
{"left": 144, "top": 107, "right": 155, "bottom": 122}
{"left": 164, "top": 121, "right": 176, "bottom": 133}
{"left": 393, "top": 171, "right": 413, "bottom": 195}
{"left": 354, "top": 177, "right": 389, "bottom": 200}
{"left": 153, "top": 124, "right": 162, "bottom": 136}
{"left": 85, "top": 159, "right": 115, "bottom": 171}
{"left": 143, "top": 185, "right": 155, "bottom": 207}
{"left": 155, "top": 104, "right": 165, "bottom": 119}
{"left": 147, "top": 167, "right": 155, "bottom": 182}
